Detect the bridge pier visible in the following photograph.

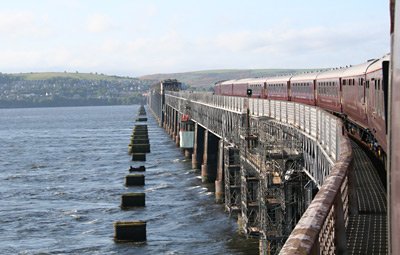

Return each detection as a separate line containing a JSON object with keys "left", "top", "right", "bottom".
{"left": 165, "top": 105, "right": 170, "bottom": 133}
{"left": 168, "top": 106, "right": 172, "bottom": 134}
{"left": 201, "top": 130, "right": 209, "bottom": 182}
{"left": 170, "top": 108, "right": 175, "bottom": 137}
{"left": 201, "top": 130, "right": 218, "bottom": 183}
{"left": 171, "top": 108, "right": 175, "bottom": 138}
{"left": 175, "top": 112, "right": 180, "bottom": 147}
{"left": 163, "top": 105, "right": 167, "bottom": 129}
{"left": 184, "top": 148, "right": 192, "bottom": 159}
{"left": 215, "top": 139, "right": 224, "bottom": 203}
{"left": 192, "top": 123, "right": 204, "bottom": 169}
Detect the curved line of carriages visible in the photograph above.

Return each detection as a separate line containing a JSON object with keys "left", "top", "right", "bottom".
{"left": 214, "top": 54, "right": 390, "bottom": 164}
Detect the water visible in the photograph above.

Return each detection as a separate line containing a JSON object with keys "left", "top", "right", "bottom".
{"left": 0, "top": 105, "right": 258, "bottom": 254}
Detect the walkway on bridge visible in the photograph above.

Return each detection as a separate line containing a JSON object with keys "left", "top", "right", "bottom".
{"left": 347, "top": 140, "right": 387, "bottom": 254}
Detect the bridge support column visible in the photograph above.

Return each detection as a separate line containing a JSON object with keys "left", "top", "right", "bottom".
{"left": 167, "top": 106, "right": 172, "bottom": 134}
{"left": 170, "top": 109, "right": 174, "bottom": 138}
{"left": 173, "top": 109, "right": 177, "bottom": 139}
{"left": 215, "top": 139, "right": 224, "bottom": 203}
{"left": 169, "top": 108, "right": 174, "bottom": 136}
{"left": 201, "top": 130, "right": 218, "bottom": 183}
{"left": 184, "top": 148, "right": 192, "bottom": 159}
{"left": 163, "top": 105, "right": 169, "bottom": 132}
{"left": 192, "top": 123, "right": 204, "bottom": 169}
{"left": 170, "top": 109, "right": 175, "bottom": 138}
{"left": 201, "top": 130, "right": 209, "bottom": 183}
{"left": 163, "top": 105, "right": 167, "bottom": 129}
{"left": 175, "top": 112, "right": 180, "bottom": 147}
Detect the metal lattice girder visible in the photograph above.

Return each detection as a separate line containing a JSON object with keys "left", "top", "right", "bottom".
{"left": 161, "top": 92, "right": 349, "bottom": 255}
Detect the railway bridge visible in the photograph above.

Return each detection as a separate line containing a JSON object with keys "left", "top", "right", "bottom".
{"left": 147, "top": 86, "right": 386, "bottom": 254}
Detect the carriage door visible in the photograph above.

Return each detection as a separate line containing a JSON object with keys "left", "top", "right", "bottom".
{"left": 360, "top": 77, "right": 366, "bottom": 114}
{"left": 365, "top": 79, "right": 370, "bottom": 113}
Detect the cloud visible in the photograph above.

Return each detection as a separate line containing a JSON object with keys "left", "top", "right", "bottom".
{"left": 86, "top": 13, "right": 113, "bottom": 33}
{"left": 0, "top": 10, "right": 51, "bottom": 38}
{"left": 209, "top": 22, "right": 388, "bottom": 67}
{"left": 0, "top": 8, "right": 388, "bottom": 77}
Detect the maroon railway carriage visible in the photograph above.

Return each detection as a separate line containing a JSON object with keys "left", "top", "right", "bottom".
{"left": 217, "top": 80, "right": 234, "bottom": 96}
{"left": 290, "top": 72, "right": 318, "bottom": 106}
{"left": 247, "top": 77, "right": 268, "bottom": 98}
{"left": 213, "top": 55, "right": 390, "bottom": 162}
{"left": 214, "top": 81, "right": 222, "bottom": 95}
{"left": 231, "top": 79, "right": 250, "bottom": 97}
{"left": 365, "top": 54, "right": 390, "bottom": 154}
{"left": 265, "top": 75, "right": 291, "bottom": 101}
{"left": 340, "top": 59, "right": 378, "bottom": 129}
{"left": 315, "top": 68, "right": 345, "bottom": 113}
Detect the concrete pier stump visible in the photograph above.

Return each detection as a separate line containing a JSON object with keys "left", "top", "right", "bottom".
{"left": 121, "top": 193, "right": 145, "bottom": 208}
{"left": 114, "top": 221, "right": 146, "bottom": 242}
{"left": 131, "top": 144, "right": 150, "bottom": 153}
{"left": 125, "top": 174, "right": 145, "bottom": 186}
{"left": 132, "top": 153, "right": 146, "bottom": 161}
{"left": 136, "top": 117, "right": 147, "bottom": 122}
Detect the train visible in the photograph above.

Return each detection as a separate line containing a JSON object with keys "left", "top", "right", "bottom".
{"left": 214, "top": 54, "right": 390, "bottom": 163}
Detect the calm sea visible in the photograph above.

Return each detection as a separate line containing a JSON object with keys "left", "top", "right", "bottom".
{"left": 0, "top": 105, "right": 258, "bottom": 255}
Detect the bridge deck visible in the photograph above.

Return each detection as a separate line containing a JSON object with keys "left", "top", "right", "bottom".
{"left": 347, "top": 141, "right": 387, "bottom": 254}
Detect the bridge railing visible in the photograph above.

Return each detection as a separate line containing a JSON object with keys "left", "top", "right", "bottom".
{"left": 165, "top": 92, "right": 352, "bottom": 254}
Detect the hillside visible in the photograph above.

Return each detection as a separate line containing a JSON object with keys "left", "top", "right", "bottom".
{"left": 139, "top": 68, "right": 320, "bottom": 89}
{"left": 0, "top": 72, "right": 154, "bottom": 108}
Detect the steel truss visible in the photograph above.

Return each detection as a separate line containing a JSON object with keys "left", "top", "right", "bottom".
{"left": 239, "top": 116, "right": 310, "bottom": 255}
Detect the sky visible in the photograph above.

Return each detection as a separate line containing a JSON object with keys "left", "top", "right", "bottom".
{"left": 0, "top": 0, "right": 391, "bottom": 77}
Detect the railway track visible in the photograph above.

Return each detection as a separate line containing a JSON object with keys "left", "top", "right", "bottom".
{"left": 346, "top": 140, "right": 387, "bottom": 254}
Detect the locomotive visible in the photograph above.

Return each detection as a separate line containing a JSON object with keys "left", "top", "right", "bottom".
{"left": 214, "top": 54, "right": 390, "bottom": 163}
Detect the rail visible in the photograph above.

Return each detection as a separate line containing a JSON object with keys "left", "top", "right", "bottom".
{"left": 163, "top": 92, "right": 353, "bottom": 254}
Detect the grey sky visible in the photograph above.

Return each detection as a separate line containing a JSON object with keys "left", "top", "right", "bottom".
{"left": 0, "top": 0, "right": 390, "bottom": 76}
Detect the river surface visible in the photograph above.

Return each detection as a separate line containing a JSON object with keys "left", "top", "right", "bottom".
{"left": 0, "top": 105, "right": 258, "bottom": 255}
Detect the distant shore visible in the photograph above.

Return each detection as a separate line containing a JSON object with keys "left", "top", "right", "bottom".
{"left": 0, "top": 99, "right": 146, "bottom": 109}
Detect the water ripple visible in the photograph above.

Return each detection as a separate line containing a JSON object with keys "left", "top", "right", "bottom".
{"left": 0, "top": 105, "right": 258, "bottom": 255}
